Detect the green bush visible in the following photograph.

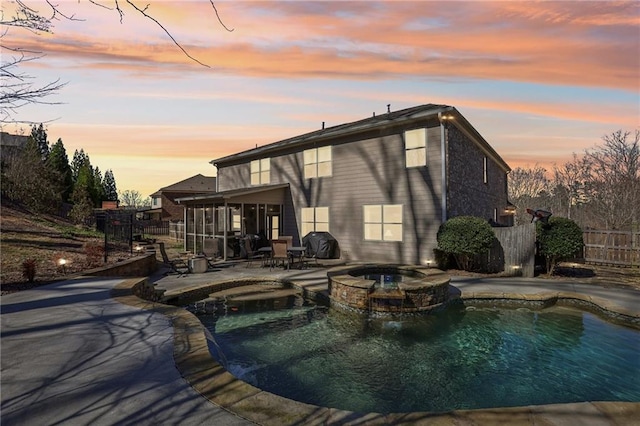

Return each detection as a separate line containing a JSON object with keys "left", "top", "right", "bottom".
{"left": 437, "top": 216, "right": 495, "bottom": 271}
{"left": 536, "top": 217, "right": 584, "bottom": 273}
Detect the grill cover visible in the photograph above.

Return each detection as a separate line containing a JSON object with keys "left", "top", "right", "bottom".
{"left": 302, "top": 231, "right": 340, "bottom": 259}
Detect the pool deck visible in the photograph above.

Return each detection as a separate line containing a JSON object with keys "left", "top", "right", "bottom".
{"left": 1, "top": 262, "right": 638, "bottom": 425}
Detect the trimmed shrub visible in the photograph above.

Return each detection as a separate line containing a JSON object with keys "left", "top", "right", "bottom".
{"left": 22, "top": 258, "right": 37, "bottom": 282}
{"left": 84, "top": 241, "right": 105, "bottom": 267}
{"left": 437, "top": 216, "right": 495, "bottom": 271}
{"left": 536, "top": 217, "right": 584, "bottom": 274}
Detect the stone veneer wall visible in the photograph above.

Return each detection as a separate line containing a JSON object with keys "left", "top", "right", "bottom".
{"left": 83, "top": 253, "right": 157, "bottom": 278}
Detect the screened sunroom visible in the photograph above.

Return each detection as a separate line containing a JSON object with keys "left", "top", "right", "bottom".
{"left": 176, "top": 184, "right": 290, "bottom": 260}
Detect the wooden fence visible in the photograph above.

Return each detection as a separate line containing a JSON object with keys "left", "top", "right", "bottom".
{"left": 583, "top": 229, "right": 639, "bottom": 267}
{"left": 487, "top": 223, "right": 537, "bottom": 277}
{"left": 139, "top": 220, "right": 169, "bottom": 236}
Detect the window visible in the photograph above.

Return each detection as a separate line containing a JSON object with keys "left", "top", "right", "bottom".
{"left": 251, "top": 158, "right": 271, "bottom": 185}
{"left": 303, "top": 146, "right": 332, "bottom": 179}
{"left": 301, "top": 207, "right": 329, "bottom": 236}
{"left": 363, "top": 204, "right": 403, "bottom": 241}
{"left": 405, "top": 128, "right": 426, "bottom": 168}
{"left": 483, "top": 156, "right": 488, "bottom": 184}
{"left": 152, "top": 196, "right": 161, "bottom": 207}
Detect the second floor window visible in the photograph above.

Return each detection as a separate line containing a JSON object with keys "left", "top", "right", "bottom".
{"left": 251, "top": 158, "right": 270, "bottom": 185}
{"left": 152, "top": 197, "right": 160, "bottom": 207}
{"left": 405, "top": 128, "right": 426, "bottom": 168}
{"left": 483, "top": 156, "right": 488, "bottom": 184}
{"left": 304, "top": 146, "right": 332, "bottom": 179}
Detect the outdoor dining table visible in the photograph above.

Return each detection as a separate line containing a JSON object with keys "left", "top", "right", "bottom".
{"left": 287, "top": 246, "right": 307, "bottom": 269}
{"left": 255, "top": 246, "right": 308, "bottom": 269}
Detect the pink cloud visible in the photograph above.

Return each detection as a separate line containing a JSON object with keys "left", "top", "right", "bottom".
{"left": 8, "top": 1, "right": 637, "bottom": 91}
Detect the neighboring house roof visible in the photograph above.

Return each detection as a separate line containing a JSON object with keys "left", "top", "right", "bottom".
{"left": 210, "top": 103, "right": 511, "bottom": 172}
{"left": 0, "top": 132, "right": 30, "bottom": 148}
{"left": 150, "top": 174, "right": 216, "bottom": 197}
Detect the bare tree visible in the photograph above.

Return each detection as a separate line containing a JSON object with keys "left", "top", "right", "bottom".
{"left": 508, "top": 165, "right": 551, "bottom": 225}
{"left": 582, "top": 130, "right": 640, "bottom": 229}
{"left": 552, "top": 153, "right": 590, "bottom": 221}
{"left": 1, "top": 0, "right": 232, "bottom": 124}
{"left": 119, "top": 189, "right": 149, "bottom": 209}
{"left": 1, "top": 1, "right": 67, "bottom": 124}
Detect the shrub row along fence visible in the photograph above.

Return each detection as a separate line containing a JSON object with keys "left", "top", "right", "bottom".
{"left": 583, "top": 229, "right": 639, "bottom": 267}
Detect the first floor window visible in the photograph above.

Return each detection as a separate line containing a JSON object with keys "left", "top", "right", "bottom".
{"left": 363, "top": 204, "right": 403, "bottom": 241}
{"left": 301, "top": 206, "right": 329, "bottom": 236}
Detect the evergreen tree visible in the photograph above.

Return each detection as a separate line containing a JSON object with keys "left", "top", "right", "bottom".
{"left": 30, "top": 123, "right": 50, "bottom": 161}
{"left": 75, "top": 162, "right": 97, "bottom": 207}
{"left": 71, "top": 149, "right": 89, "bottom": 183}
{"left": 69, "top": 183, "right": 94, "bottom": 225}
{"left": 3, "top": 137, "right": 61, "bottom": 212}
{"left": 92, "top": 166, "right": 105, "bottom": 206}
{"left": 47, "top": 138, "right": 73, "bottom": 202}
{"left": 103, "top": 169, "right": 118, "bottom": 202}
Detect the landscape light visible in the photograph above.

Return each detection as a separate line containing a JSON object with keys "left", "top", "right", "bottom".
{"left": 58, "top": 258, "right": 67, "bottom": 274}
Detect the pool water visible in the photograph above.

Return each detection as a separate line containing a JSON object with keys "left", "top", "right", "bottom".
{"left": 196, "top": 299, "right": 640, "bottom": 414}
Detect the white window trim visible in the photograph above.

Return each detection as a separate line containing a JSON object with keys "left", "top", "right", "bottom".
{"left": 363, "top": 204, "right": 403, "bottom": 242}
{"left": 303, "top": 146, "right": 332, "bottom": 179}
{"left": 405, "top": 128, "right": 427, "bottom": 168}
{"left": 301, "top": 206, "right": 330, "bottom": 236}
{"left": 251, "top": 158, "right": 271, "bottom": 185}
{"left": 483, "top": 156, "right": 488, "bottom": 184}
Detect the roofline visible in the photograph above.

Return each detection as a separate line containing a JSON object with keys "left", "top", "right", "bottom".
{"left": 209, "top": 104, "right": 510, "bottom": 173}
{"left": 447, "top": 108, "right": 511, "bottom": 173}
{"left": 176, "top": 183, "right": 289, "bottom": 203}
{"left": 210, "top": 105, "right": 454, "bottom": 167}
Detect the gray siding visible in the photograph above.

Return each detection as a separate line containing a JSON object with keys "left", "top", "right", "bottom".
{"left": 215, "top": 117, "right": 510, "bottom": 265}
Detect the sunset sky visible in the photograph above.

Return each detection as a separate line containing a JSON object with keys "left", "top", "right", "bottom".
{"left": 5, "top": 0, "right": 639, "bottom": 199}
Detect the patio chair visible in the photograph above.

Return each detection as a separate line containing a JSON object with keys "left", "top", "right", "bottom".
{"left": 280, "top": 235, "right": 293, "bottom": 249}
{"left": 244, "top": 237, "right": 265, "bottom": 268}
{"left": 270, "top": 239, "right": 290, "bottom": 270}
{"left": 200, "top": 237, "right": 220, "bottom": 269}
{"left": 158, "top": 242, "right": 190, "bottom": 276}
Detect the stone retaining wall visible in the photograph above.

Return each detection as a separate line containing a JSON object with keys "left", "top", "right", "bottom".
{"left": 83, "top": 253, "right": 157, "bottom": 278}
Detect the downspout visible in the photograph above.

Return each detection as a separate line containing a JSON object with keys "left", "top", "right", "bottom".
{"left": 182, "top": 204, "right": 187, "bottom": 252}
{"left": 223, "top": 200, "right": 228, "bottom": 260}
{"left": 438, "top": 112, "right": 448, "bottom": 223}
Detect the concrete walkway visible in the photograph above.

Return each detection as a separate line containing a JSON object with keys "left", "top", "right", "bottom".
{"left": 0, "top": 276, "right": 252, "bottom": 426}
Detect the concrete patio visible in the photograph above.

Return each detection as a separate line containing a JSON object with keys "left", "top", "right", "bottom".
{"left": 1, "top": 261, "right": 639, "bottom": 425}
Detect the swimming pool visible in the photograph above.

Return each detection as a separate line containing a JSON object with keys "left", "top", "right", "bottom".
{"left": 196, "top": 298, "right": 640, "bottom": 414}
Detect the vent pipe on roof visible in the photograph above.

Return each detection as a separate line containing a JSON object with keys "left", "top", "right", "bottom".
{"left": 387, "top": 104, "right": 391, "bottom": 113}
{"left": 322, "top": 121, "right": 325, "bottom": 129}
{"left": 373, "top": 112, "right": 375, "bottom": 117}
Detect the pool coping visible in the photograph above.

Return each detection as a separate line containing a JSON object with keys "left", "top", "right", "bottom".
{"left": 112, "top": 277, "right": 640, "bottom": 425}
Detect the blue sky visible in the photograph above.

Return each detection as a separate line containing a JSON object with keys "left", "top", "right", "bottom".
{"left": 4, "top": 1, "right": 638, "bottom": 197}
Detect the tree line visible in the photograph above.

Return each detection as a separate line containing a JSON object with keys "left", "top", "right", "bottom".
{"left": 1, "top": 124, "right": 149, "bottom": 223}
{"left": 508, "top": 129, "right": 640, "bottom": 231}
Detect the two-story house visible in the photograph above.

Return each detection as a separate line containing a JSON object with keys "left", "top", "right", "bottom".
{"left": 178, "top": 104, "right": 512, "bottom": 263}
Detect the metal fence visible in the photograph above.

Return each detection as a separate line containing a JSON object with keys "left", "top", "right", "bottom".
{"left": 583, "top": 229, "right": 639, "bottom": 267}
